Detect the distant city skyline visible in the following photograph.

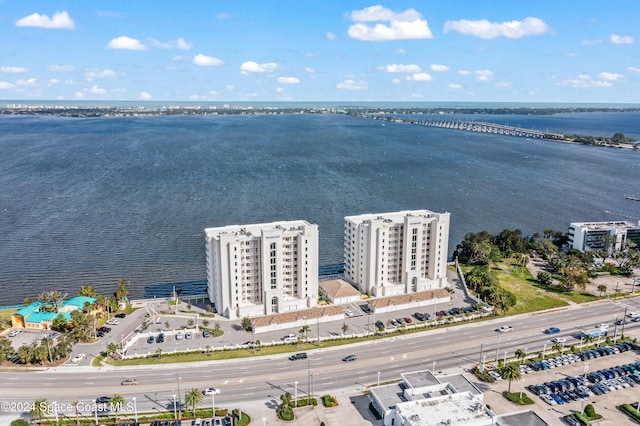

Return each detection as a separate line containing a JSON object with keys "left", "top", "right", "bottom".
{"left": 1, "top": 1, "right": 639, "bottom": 103}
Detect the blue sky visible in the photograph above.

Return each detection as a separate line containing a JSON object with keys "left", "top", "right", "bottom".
{"left": 1, "top": 1, "right": 639, "bottom": 103}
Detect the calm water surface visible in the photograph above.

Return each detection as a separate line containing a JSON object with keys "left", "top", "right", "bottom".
{"left": 1, "top": 112, "right": 639, "bottom": 305}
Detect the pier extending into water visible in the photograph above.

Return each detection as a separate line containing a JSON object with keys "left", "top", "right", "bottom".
{"left": 362, "top": 113, "right": 566, "bottom": 140}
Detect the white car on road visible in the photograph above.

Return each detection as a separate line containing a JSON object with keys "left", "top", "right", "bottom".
{"left": 551, "top": 337, "right": 566, "bottom": 343}
{"left": 71, "top": 353, "right": 85, "bottom": 363}
{"left": 202, "top": 388, "right": 220, "bottom": 396}
{"left": 496, "top": 326, "right": 513, "bottom": 333}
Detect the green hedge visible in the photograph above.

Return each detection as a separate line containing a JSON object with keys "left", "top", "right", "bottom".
{"left": 619, "top": 404, "right": 640, "bottom": 422}
{"left": 321, "top": 395, "right": 338, "bottom": 407}
{"left": 501, "top": 391, "right": 534, "bottom": 405}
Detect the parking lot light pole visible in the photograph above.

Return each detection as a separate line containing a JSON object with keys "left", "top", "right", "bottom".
{"left": 377, "top": 371, "right": 380, "bottom": 387}
{"left": 583, "top": 362, "right": 590, "bottom": 379}
{"left": 542, "top": 344, "right": 546, "bottom": 360}
{"left": 294, "top": 382, "right": 298, "bottom": 408}
{"left": 495, "top": 333, "right": 501, "bottom": 363}
{"left": 211, "top": 392, "right": 216, "bottom": 417}
{"left": 519, "top": 378, "right": 525, "bottom": 399}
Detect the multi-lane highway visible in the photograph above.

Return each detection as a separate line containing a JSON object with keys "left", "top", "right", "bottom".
{"left": 1, "top": 296, "right": 638, "bottom": 420}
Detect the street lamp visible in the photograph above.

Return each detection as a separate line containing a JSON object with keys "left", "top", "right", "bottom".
{"left": 211, "top": 392, "right": 216, "bottom": 417}
{"left": 583, "top": 362, "right": 590, "bottom": 379}
{"left": 173, "top": 395, "right": 177, "bottom": 421}
{"left": 133, "top": 397, "right": 138, "bottom": 423}
{"left": 542, "top": 344, "right": 547, "bottom": 360}
{"left": 495, "top": 333, "right": 501, "bottom": 363}
{"left": 262, "top": 417, "right": 266, "bottom": 426}
{"left": 377, "top": 371, "right": 381, "bottom": 387}
{"left": 519, "top": 378, "right": 525, "bottom": 399}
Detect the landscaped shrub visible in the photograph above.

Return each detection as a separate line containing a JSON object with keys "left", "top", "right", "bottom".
{"left": 620, "top": 404, "right": 640, "bottom": 422}
{"left": 584, "top": 404, "right": 596, "bottom": 418}
{"left": 321, "top": 395, "right": 338, "bottom": 407}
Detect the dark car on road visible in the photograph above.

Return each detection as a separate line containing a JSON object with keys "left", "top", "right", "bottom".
{"left": 544, "top": 327, "right": 560, "bottom": 334}
{"left": 115, "top": 313, "right": 126, "bottom": 318}
{"left": 342, "top": 354, "right": 357, "bottom": 362}
{"left": 96, "top": 396, "right": 111, "bottom": 404}
{"left": 98, "top": 326, "right": 111, "bottom": 333}
{"left": 289, "top": 352, "right": 307, "bottom": 361}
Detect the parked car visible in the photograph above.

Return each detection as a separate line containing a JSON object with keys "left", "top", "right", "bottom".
{"left": 344, "top": 309, "right": 354, "bottom": 317}
{"left": 121, "top": 378, "right": 138, "bottom": 386}
{"left": 375, "top": 320, "right": 385, "bottom": 329}
{"left": 185, "top": 332, "right": 193, "bottom": 339}
{"left": 342, "top": 354, "right": 357, "bottom": 362}
{"left": 147, "top": 335, "right": 155, "bottom": 344}
{"left": 289, "top": 352, "right": 307, "bottom": 361}
{"left": 98, "top": 326, "right": 111, "bottom": 333}
{"left": 403, "top": 317, "right": 413, "bottom": 324}
{"left": 8, "top": 329, "right": 21, "bottom": 337}
{"left": 175, "top": 331, "right": 184, "bottom": 340}
{"left": 71, "top": 353, "right": 85, "bottom": 363}
{"left": 157, "top": 333, "right": 165, "bottom": 343}
{"left": 203, "top": 329, "right": 211, "bottom": 338}
{"left": 115, "top": 313, "right": 126, "bottom": 318}
{"left": 544, "top": 327, "right": 560, "bottom": 334}
{"left": 106, "top": 318, "right": 120, "bottom": 325}
{"left": 202, "top": 388, "right": 220, "bottom": 396}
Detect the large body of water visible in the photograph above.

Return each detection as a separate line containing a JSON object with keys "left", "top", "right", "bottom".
{"left": 1, "top": 110, "right": 639, "bottom": 306}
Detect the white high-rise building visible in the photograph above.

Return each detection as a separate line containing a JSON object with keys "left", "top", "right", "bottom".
{"left": 568, "top": 220, "right": 640, "bottom": 253}
{"left": 205, "top": 220, "right": 319, "bottom": 319}
{"left": 343, "top": 210, "right": 450, "bottom": 297}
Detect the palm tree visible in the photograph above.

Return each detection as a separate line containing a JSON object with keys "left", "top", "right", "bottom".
{"left": 299, "top": 325, "right": 310, "bottom": 340}
{"left": 552, "top": 341, "right": 563, "bottom": 355}
{"left": 30, "top": 398, "right": 49, "bottom": 425}
{"left": 597, "top": 284, "right": 607, "bottom": 297}
{"left": 500, "top": 363, "right": 522, "bottom": 393}
{"left": 184, "top": 388, "right": 203, "bottom": 417}
{"left": 110, "top": 394, "right": 125, "bottom": 423}
{"left": 341, "top": 323, "right": 349, "bottom": 334}
{"left": 71, "top": 400, "right": 80, "bottom": 425}
{"left": 515, "top": 348, "right": 526, "bottom": 364}
{"left": 78, "top": 285, "right": 97, "bottom": 298}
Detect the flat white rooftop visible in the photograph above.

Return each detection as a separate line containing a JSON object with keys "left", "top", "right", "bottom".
{"left": 396, "top": 392, "right": 494, "bottom": 426}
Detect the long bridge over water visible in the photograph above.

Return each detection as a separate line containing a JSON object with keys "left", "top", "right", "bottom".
{"left": 363, "top": 114, "right": 566, "bottom": 140}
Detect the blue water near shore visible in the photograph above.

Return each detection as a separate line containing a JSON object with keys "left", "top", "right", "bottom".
{"left": 1, "top": 111, "right": 639, "bottom": 305}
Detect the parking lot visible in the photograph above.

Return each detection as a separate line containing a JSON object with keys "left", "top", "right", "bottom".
{"left": 482, "top": 331, "right": 640, "bottom": 425}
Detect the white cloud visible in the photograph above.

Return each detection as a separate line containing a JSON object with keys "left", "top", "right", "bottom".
{"left": 347, "top": 5, "right": 433, "bottom": 41}
{"left": 379, "top": 64, "right": 421, "bottom": 73}
{"left": 0, "top": 81, "right": 15, "bottom": 89}
{"left": 392, "top": 78, "right": 402, "bottom": 84}
{"left": 16, "top": 78, "right": 37, "bottom": 86}
{"left": 444, "top": 17, "right": 550, "bottom": 39}
{"left": 240, "top": 61, "right": 277, "bottom": 74}
{"left": 337, "top": 79, "right": 368, "bottom": 90}
{"left": 459, "top": 70, "right": 471, "bottom": 75}
{"left": 610, "top": 34, "right": 634, "bottom": 44}
{"left": 448, "top": 83, "right": 462, "bottom": 89}
{"left": 149, "top": 37, "right": 193, "bottom": 50}
{"left": 140, "top": 91, "right": 152, "bottom": 99}
{"left": 225, "top": 85, "right": 234, "bottom": 91}
{"left": 209, "top": 90, "right": 218, "bottom": 96}
{"left": 628, "top": 67, "right": 640, "bottom": 74}
{"left": 96, "top": 10, "right": 125, "bottom": 19}
{"left": 85, "top": 69, "right": 117, "bottom": 81}
{"left": 581, "top": 39, "right": 602, "bottom": 45}
{"left": 397, "top": 48, "right": 406, "bottom": 55}
{"left": 47, "top": 79, "right": 60, "bottom": 85}
{"left": 305, "top": 67, "right": 316, "bottom": 74}
{"left": 475, "top": 69, "right": 493, "bottom": 81}
{"left": 15, "top": 11, "right": 75, "bottom": 29}
{"left": 277, "top": 76, "right": 300, "bottom": 84}
{"left": 560, "top": 77, "right": 612, "bottom": 88}
{"left": 49, "top": 65, "right": 74, "bottom": 72}
{"left": 171, "top": 55, "right": 189, "bottom": 62}
{"left": 276, "top": 87, "right": 285, "bottom": 93}
{"left": 430, "top": 64, "right": 450, "bottom": 72}
{"left": 107, "top": 36, "right": 147, "bottom": 50}
{"left": 89, "top": 85, "right": 107, "bottom": 95}
{"left": 326, "top": 32, "right": 336, "bottom": 40}
{"left": 407, "top": 73, "right": 433, "bottom": 81}
{"left": 598, "top": 72, "right": 623, "bottom": 81}
{"left": 193, "top": 54, "right": 224, "bottom": 66}
{"left": 495, "top": 81, "right": 512, "bottom": 87}
{"left": 74, "top": 91, "right": 84, "bottom": 98}
{"left": 0, "top": 66, "right": 28, "bottom": 73}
